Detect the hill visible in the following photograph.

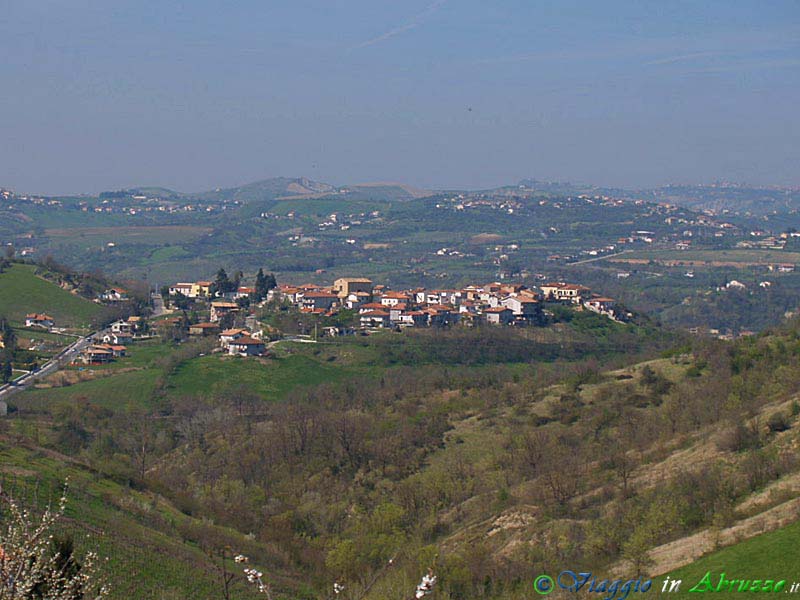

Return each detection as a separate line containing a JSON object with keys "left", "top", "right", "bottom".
{"left": 0, "top": 262, "right": 102, "bottom": 328}
{"left": 0, "top": 440, "right": 298, "bottom": 600}
{"left": 7, "top": 314, "right": 800, "bottom": 598}
{"left": 191, "top": 176, "right": 337, "bottom": 205}
{"left": 665, "top": 518, "right": 800, "bottom": 597}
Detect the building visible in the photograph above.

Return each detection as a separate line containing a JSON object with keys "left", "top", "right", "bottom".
{"left": 169, "top": 283, "right": 196, "bottom": 298}
{"left": 110, "top": 320, "right": 133, "bottom": 335}
{"left": 540, "top": 283, "right": 590, "bottom": 304}
{"left": 100, "top": 287, "right": 128, "bottom": 302}
{"left": 25, "top": 314, "right": 54, "bottom": 328}
{"left": 360, "top": 310, "right": 390, "bottom": 328}
{"left": 333, "top": 277, "right": 373, "bottom": 299}
{"left": 227, "top": 336, "right": 266, "bottom": 357}
{"left": 102, "top": 331, "right": 133, "bottom": 345}
{"left": 188, "top": 322, "right": 220, "bottom": 336}
{"left": 219, "top": 328, "right": 248, "bottom": 348}
{"left": 301, "top": 292, "right": 339, "bottom": 311}
{"left": 210, "top": 301, "right": 239, "bottom": 323}
{"left": 484, "top": 307, "right": 514, "bottom": 325}
{"left": 379, "top": 291, "right": 412, "bottom": 307}
{"left": 80, "top": 346, "right": 114, "bottom": 364}
{"left": 501, "top": 296, "right": 540, "bottom": 317}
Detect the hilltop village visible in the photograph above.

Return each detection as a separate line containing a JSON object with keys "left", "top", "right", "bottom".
{"left": 142, "top": 274, "right": 628, "bottom": 359}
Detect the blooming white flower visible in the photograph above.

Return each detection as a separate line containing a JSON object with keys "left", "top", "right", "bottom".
{"left": 415, "top": 571, "right": 437, "bottom": 598}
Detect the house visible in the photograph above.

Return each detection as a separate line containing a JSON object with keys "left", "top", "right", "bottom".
{"left": 345, "top": 291, "right": 372, "bottom": 309}
{"left": 358, "top": 302, "right": 388, "bottom": 314}
{"left": 210, "top": 301, "right": 239, "bottom": 323}
{"left": 102, "top": 332, "right": 133, "bottom": 345}
{"left": 110, "top": 320, "right": 133, "bottom": 335}
{"left": 333, "top": 277, "right": 373, "bottom": 299}
{"left": 25, "top": 314, "right": 54, "bottom": 328}
{"left": 379, "top": 291, "right": 411, "bottom": 307}
{"left": 188, "top": 322, "right": 220, "bottom": 336}
{"left": 219, "top": 328, "right": 248, "bottom": 346}
{"left": 393, "top": 310, "right": 428, "bottom": 327}
{"left": 540, "top": 283, "right": 590, "bottom": 304}
{"left": 501, "top": 296, "right": 540, "bottom": 317}
{"left": 424, "top": 306, "right": 457, "bottom": 327}
{"left": 483, "top": 307, "right": 514, "bottom": 325}
{"left": 227, "top": 336, "right": 266, "bottom": 357}
{"left": 126, "top": 316, "right": 144, "bottom": 332}
{"left": 100, "top": 287, "right": 128, "bottom": 302}
{"left": 360, "top": 310, "right": 391, "bottom": 328}
{"left": 97, "top": 344, "right": 127, "bottom": 358}
{"left": 169, "top": 283, "right": 195, "bottom": 298}
{"left": 301, "top": 292, "right": 339, "bottom": 311}
{"left": 584, "top": 297, "right": 616, "bottom": 313}
{"left": 80, "top": 346, "right": 114, "bottom": 364}
{"left": 277, "top": 286, "right": 302, "bottom": 304}
{"left": 233, "top": 286, "right": 256, "bottom": 300}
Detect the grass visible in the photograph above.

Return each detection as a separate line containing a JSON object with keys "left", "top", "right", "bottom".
{"left": 148, "top": 245, "right": 191, "bottom": 262}
{"left": 167, "top": 351, "right": 354, "bottom": 400}
{"left": 665, "top": 519, "right": 800, "bottom": 597}
{"left": 43, "top": 225, "right": 212, "bottom": 246}
{"left": 0, "top": 263, "right": 102, "bottom": 327}
{"left": 0, "top": 442, "right": 291, "bottom": 600}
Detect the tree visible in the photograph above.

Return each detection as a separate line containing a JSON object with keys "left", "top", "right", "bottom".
{"left": 212, "top": 268, "right": 234, "bottom": 296}
{"left": 0, "top": 487, "right": 109, "bottom": 599}
{"left": 254, "top": 269, "right": 277, "bottom": 301}
{"left": 1, "top": 316, "right": 16, "bottom": 351}
{"left": 1, "top": 355, "right": 12, "bottom": 384}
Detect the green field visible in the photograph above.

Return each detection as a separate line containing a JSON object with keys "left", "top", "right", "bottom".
{"left": 666, "top": 520, "right": 800, "bottom": 597}
{"left": 167, "top": 350, "right": 356, "bottom": 400}
{"left": 17, "top": 339, "right": 365, "bottom": 411}
{"left": 43, "top": 225, "right": 212, "bottom": 246}
{"left": 0, "top": 263, "right": 102, "bottom": 327}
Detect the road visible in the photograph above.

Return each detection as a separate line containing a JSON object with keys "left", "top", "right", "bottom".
{"left": 0, "top": 332, "right": 98, "bottom": 404}
{"left": 567, "top": 250, "right": 631, "bottom": 266}
{"left": 151, "top": 292, "right": 168, "bottom": 317}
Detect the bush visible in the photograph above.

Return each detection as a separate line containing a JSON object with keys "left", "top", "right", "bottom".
{"left": 717, "top": 421, "right": 762, "bottom": 452}
{"left": 767, "top": 411, "right": 791, "bottom": 433}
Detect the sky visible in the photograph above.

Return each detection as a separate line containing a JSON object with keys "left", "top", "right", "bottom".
{"left": 1, "top": 0, "right": 799, "bottom": 195}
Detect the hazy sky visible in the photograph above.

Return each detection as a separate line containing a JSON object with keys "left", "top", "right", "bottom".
{"left": 2, "top": 0, "right": 799, "bottom": 195}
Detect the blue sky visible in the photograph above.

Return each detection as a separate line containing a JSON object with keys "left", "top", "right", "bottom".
{"left": 1, "top": 0, "right": 799, "bottom": 194}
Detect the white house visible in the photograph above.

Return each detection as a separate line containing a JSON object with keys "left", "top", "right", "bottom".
{"left": 25, "top": 314, "right": 54, "bottom": 328}
{"left": 227, "top": 336, "right": 266, "bottom": 357}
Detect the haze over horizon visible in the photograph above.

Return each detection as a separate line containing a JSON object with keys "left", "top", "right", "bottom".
{"left": 2, "top": 0, "right": 799, "bottom": 196}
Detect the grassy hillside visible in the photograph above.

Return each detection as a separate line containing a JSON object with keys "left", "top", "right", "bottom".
{"left": 0, "top": 441, "right": 300, "bottom": 600}
{"left": 667, "top": 520, "right": 800, "bottom": 597}
{"left": 0, "top": 263, "right": 102, "bottom": 327}
{"left": 7, "top": 319, "right": 800, "bottom": 598}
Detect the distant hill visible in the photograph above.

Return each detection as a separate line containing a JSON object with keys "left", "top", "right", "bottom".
{"left": 0, "top": 263, "right": 102, "bottom": 328}
{"left": 346, "top": 181, "right": 432, "bottom": 200}
{"left": 650, "top": 184, "right": 800, "bottom": 215}
{"left": 191, "top": 177, "right": 337, "bottom": 204}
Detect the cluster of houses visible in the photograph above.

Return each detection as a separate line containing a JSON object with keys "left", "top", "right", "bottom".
{"left": 77, "top": 316, "right": 144, "bottom": 365}
{"left": 273, "top": 277, "right": 625, "bottom": 329}
{"left": 167, "top": 281, "right": 256, "bottom": 302}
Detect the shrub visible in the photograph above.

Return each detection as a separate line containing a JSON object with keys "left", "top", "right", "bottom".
{"left": 767, "top": 411, "right": 791, "bottom": 433}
